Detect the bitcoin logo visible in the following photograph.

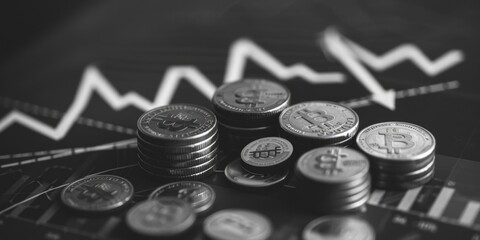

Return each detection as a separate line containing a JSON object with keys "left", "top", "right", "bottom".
{"left": 314, "top": 148, "right": 347, "bottom": 175}
{"left": 177, "top": 187, "right": 199, "bottom": 202}
{"left": 378, "top": 128, "right": 415, "bottom": 154}
{"left": 295, "top": 109, "right": 335, "bottom": 130}
{"left": 155, "top": 113, "right": 200, "bottom": 132}
{"left": 234, "top": 89, "right": 266, "bottom": 107}
{"left": 249, "top": 145, "right": 281, "bottom": 159}
{"left": 77, "top": 183, "right": 117, "bottom": 202}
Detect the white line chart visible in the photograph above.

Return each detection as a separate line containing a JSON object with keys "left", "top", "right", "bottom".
{"left": 0, "top": 27, "right": 464, "bottom": 141}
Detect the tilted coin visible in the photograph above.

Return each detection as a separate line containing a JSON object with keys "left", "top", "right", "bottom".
{"left": 241, "top": 137, "right": 293, "bottom": 172}
{"left": 279, "top": 101, "right": 359, "bottom": 144}
{"left": 303, "top": 216, "right": 375, "bottom": 240}
{"left": 225, "top": 159, "right": 288, "bottom": 188}
{"left": 212, "top": 79, "right": 290, "bottom": 120}
{"left": 356, "top": 122, "right": 436, "bottom": 162}
{"left": 137, "top": 104, "right": 217, "bottom": 145}
{"left": 296, "top": 147, "right": 369, "bottom": 185}
{"left": 126, "top": 197, "right": 196, "bottom": 237}
{"left": 203, "top": 209, "right": 272, "bottom": 240}
{"left": 61, "top": 175, "right": 133, "bottom": 212}
{"left": 149, "top": 181, "right": 216, "bottom": 213}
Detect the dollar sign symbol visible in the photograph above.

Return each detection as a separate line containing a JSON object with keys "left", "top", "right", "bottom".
{"left": 313, "top": 149, "right": 347, "bottom": 175}
{"left": 378, "top": 128, "right": 415, "bottom": 154}
{"left": 155, "top": 114, "right": 200, "bottom": 132}
{"left": 296, "top": 109, "right": 335, "bottom": 129}
{"left": 235, "top": 89, "right": 266, "bottom": 107}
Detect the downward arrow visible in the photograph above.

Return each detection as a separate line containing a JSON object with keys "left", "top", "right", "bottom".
{"left": 320, "top": 27, "right": 396, "bottom": 110}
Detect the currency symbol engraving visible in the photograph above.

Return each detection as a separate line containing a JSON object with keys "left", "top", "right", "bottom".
{"left": 235, "top": 89, "right": 266, "bottom": 107}
{"left": 314, "top": 148, "right": 347, "bottom": 175}
{"left": 78, "top": 183, "right": 117, "bottom": 202}
{"left": 378, "top": 128, "right": 414, "bottom": 154}
{"left": 295, "top": 109, "right": 335, "bottom": 129}
{"left": 155, "top": 113, "right": 200, "bottom": 132}
{"left": 249, "top": 145, "right": 281, "bottom": 159}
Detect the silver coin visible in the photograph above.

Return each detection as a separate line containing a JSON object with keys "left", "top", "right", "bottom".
{"left": 139, "top": 161, "right": 216, "bottom": 180}
{"left": 212, "top": 79, "right": 290, "bottom": 120}
{"left": 356, "top": 122, "right": 436, "bottom": 162}
{"left": 137, "top": 129, "right": 218, "bottom": 154}
{"left": 137, "top": 104, "right": 217, "bottom": 145}
{"left": 303, "top": 216, "right": 375, "bottom": 240}
{"left": 279, "top": 101, "right": 359, "bottom": 144}
{"left": 149, "top": 181, "right": 215, "bottom": 214}
{"left": 203, "top": 209, "right": 273, "bottom": 240}
{"left": 301, "top": 184, "right": 371, "bottom": 207}
{"left": 241, "top": 137, "right": 293, "bottom": 170}
{"left": 374, "top": 157, "right": 435, "bottom": 181}
{"left": 139, "top": 146, "right": 219, "bottom": 168}
{"left": 61, "top": 175, "right": 133, "bottom": 212}
{"left": 126, "top": 197, "right": 196, "bottom": 237}
{"left": 139, "top": 138, "right": 218, "bottom": 161}
{"left": 296, "top": 147, "right": 369, "bottom": 185}
{"left": 297, "top": 175, "right": 371, "bottom": 197}
{"left": 372, "top": 152, "right": 435, "bottom": 173}
{"left": 225, "top": 159, "right": 288, "bottom": 188}
{"left": 374, "top": 169, "right": 435, "bottom": 190}
{"left": 138, "top": 153, "right": 217, "bottom": 176}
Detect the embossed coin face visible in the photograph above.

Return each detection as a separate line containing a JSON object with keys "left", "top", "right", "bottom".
{"left": 212, "top": 79, "right": 290, "bottom": 117}
{"left": 225, "top": 159, "right": 288, "bottom": 188}
{"left": 296, "top": 147, "right": 369, "bottom": 184}
{"left": 356, "top": 122, "right": 436, "bottom": 161}
{"left": 126, "top": 197, "right": 196, "bottom": 237}
{"left": 241, "top": 137, "right": 293, "bottom": 168}
{"left": 137, "top": 104, "right": 216, "bottom": 144}
{"left": 279, "top": 101, "right": 359, "bottom": 143}
{"left": 203, "top": 209, "right": 273, "bottom": 240}
{"left": 149, "top": 181, "right": 216, "bottom": 213}
{"left": 303, "top": 216, "right": 375, "bottom": 240}
{"left": 61, "top": 175, "right": 133, "bottom": 212}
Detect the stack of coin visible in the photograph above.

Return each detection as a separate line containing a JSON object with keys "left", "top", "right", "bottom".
{"left": 212, "top": 79, "right": 290, "bottom": 152}
{"left": 279, "top": 101, "right": 359, "bottom": 153}
{"left": 356, "top": 121, "right": 436, "bottom": 190}
{"left": 136, "top": 104, "right": 219, "bottom": 180}
{"left": 295, "top": 147, "right": 371, "bottom": 214}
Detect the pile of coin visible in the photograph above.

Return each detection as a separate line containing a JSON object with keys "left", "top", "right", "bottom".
{"left": 279, "top": 101, "right": 359, "bottom": 153}
{"left": 356, "top": 121, "right": 436, "bottom": 189}
{"left": 212, "top": 79, "right": 290, "bottom": 152}
{"left": 136, "top": 104, "right": 219, "bottom": 180}
{"left": 295, "top": 147, "right": 371, "bottom": 213}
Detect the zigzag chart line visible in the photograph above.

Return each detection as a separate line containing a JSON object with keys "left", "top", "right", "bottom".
{"left": 0, "top": 38, "right": 344, "bottom": 141}
{"left": 0, "top": 31, "right": 464, "bottom": 141}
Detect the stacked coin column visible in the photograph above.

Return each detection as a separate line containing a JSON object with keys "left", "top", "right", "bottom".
{"left": 279, "top": 101, "right": 360, "bottom": 154}
{"left": 294, "top": 147, "right": 371, "bottom": 214}
{"left": 136, "top": 104, "right": 219, "bottom": 180}
{"left": 212, "top": 79, "right": 290, "bottom": 153}
{"left": 356, "top": 122, "right": 436, "bottom": 190}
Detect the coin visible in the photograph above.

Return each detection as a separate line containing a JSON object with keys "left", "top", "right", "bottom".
{"left": 225, "top": 159, "right": 288, "bottom": 188}
{"left": 137, "top": 129, "right": 218, "bottom": 154}
{"left": 137, "top": 104, "right": 217, "bottom": 145}
{"left": 149, "top": 181, "right": 215, "bottom": 214}
{"left": 303, "top": 216, "right": 375, "bottom": 240}
{"left": 138, "top": 146, "right": 219, "bottom": 168}
{"left": 356, "top": 122, "right": 436, "bottom": 162}
{"left": 139, "top": 139, "right": 218, "bottom": 161}
{"left": 138, "top": 153, "right": 217, "bottom": 176}
{"left": 374, "top": 158, "right": 435, "bottom": 181}
{"left": 212, "top": 79, "right": 290, "bottom": 121}
{"left": 241, "top": 137, "right": 293, "bottom": 172}
{"left": 374, "top": 169, "right": 435, "bottom": 190}
{"left": 296, "top": 147, "right": 369, "bottom": 185}
{"left": 203, "top": 209, "right": 273, "bottom": 240}
{"left": 139, "top": 161, "right": 217, "bottom": 180}
{"left": 279, "top": 101, "right": 359, "bottom": 144}
{"left": 126, "top": 197, "right": 196, "bottom": 237}
{"left": 297, "top": 174, "right": 371, "bottom": 196}
{"left": 61, "top": 175, "right": 133, "bottom": 212}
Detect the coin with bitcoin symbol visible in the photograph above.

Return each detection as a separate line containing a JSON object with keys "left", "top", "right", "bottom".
{"left": 279, "top": 101, "right": 359, "bottom": 146}
{"left": 137, "top": 104, "right": 217, "bottom": 145}
{"left": 241, "top": 137, "right": 293, "bottom": 172}
{"left": 212, "top": 79, "right": 290, "bottom": 121}
{"left": 61, "top": 175, "right": 134, "bottom": 212}
{"left": 356, "top": 121, "right": 435, "bottom": 162}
